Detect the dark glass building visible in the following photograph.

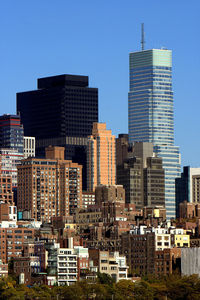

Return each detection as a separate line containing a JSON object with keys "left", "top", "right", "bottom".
{"left": 17, "top": 74, "right": 98, "bottom": 189}
{"left": 0, "top": 115, "right": 24, "bottom": 154}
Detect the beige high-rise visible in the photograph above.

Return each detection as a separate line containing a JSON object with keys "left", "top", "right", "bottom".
{"left": 87, "top": 123, "right": 116, "bottom": 191}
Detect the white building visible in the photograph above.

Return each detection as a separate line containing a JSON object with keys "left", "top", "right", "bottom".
{"left": 57, "top": 248, "right": 77, "bottom": 286}
{"left": 114, "top": 252, "right": 129, "bottom": 281}
{"left": 24, "top": 137, "right": 35, "bottom": 159}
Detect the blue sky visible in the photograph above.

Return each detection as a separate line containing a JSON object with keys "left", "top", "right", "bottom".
{"left": 0, "top": 0, "right": 199, "bottom": 167}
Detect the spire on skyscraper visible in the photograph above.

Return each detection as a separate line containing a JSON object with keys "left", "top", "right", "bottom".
{"left": 141, "top": 23, "right": 145, "bottom": 51}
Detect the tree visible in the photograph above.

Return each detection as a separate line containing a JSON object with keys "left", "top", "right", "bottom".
{"left": 97, "top": 272, "right": 115, "bottom": 285}
{"left": 133, "top": 280, "right": 154, "bottom": 300}
{"left": 115, "top": 279, "right": 135, "bottom": 299}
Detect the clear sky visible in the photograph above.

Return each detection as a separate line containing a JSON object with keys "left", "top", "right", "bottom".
{"left": 0, "top": 0, "right": 199, "bottom": 167}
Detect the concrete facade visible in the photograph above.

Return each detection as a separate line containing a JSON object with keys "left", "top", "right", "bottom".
{"left": 181, "top": 248, "right": 200, "bottom": 276}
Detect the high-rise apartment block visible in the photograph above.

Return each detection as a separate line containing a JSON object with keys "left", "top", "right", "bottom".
{"left": 0, "top": 115, "right": 24, "bottom": 154}
{"left": 128, "top": 49, "right": 181, "bottom": 219}
{"left": 176, "top": 166, "right": 200, "bottom": 217}
{"left": 17, "top": 74, "right": 98, "bottom": 190}
{"left": 144, "top": 157, "right": 165, "bottom": 207}
{"left": 0, "top": 115, "right": 24, "bottom": 189}
{"left": 17, "top": 146, "right": 82, "bottom": 222}
{"left": 87, "top": 123, "right": 116, "bottom": 192}
{"left": 117, "top": 157, "right": 143, "bottom": 208}
{"left": 0, "top": 149, "right": 23, "bottom": 188}
{"left": 0, "top": 159, "right": 14, "bottom": 205}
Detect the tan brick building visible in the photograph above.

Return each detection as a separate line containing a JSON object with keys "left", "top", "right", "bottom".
{"left": 87, "top": 123, "right": 116, "bottom": 191}
{"left": 17, "top": 146, "right": 82, "bottom": 222}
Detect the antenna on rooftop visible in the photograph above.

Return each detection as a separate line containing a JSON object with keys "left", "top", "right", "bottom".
{"left": 141, "top": 23, "right": 145, "bottom": 51}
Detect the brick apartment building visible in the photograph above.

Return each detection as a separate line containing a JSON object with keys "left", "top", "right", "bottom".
{"left": 121, "top": 232, "right": 155, "bottom": 276}
{"left": 155, "top": 248, "right": 181, "bottom": 276}
{"left": 0, "top": 226, "right": 35, "bottom": 263}
{"left": 17, "top": 146, "right": 82, "bottom": 222}
{"left": 0, "top": 157, "right": 14, "bottom": 205}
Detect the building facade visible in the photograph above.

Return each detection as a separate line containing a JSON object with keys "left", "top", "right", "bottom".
{"left": 87, "top": 123, "right": 116, "bottom": 192}
{"left": 24, "top": 136, "right": 35, "bottom": 158}
{"left": 121, "top": 232, "right": 155, "bottom": 276}
{"left": 0, "top": 158, "right": 14, "bottom": 205}
{"left": 89, "top": 249, "right": 128, "bottom": 282}
{"left": 57, "top": 248, "right": 77, "bottom": 286}
{"left": 143, "top": 157, "right": 165, "bottom": 207}
{"left": 0, "top": 226, "right": 35, "bottom": 264}
{"left": 0, "top": 149, "right": 24, "bottom": 188}
{"left": 82, "top": 191, "right": 95, "bottom": 209}
{"left": 181, "top": 248, "right": 200, "bottom": 276}
{"left": 17, "top": 146, "right": 82, "bottom": 222}
{"left": 128, "top": 49, "right": 181, "bottom": 219}
{"left": 155, "top": 248, "right": 181, "bottom": 276}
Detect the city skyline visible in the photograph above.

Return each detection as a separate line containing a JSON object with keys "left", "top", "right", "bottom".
{"left": 0, "top": 1, "right": 200, "bottom": 167}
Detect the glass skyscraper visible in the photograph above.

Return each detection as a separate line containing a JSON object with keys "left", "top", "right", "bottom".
{"left": 128, "top": 49, "right": 181, "bottom": 219}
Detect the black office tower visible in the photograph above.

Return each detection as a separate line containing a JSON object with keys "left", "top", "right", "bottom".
{"left": 17, "top": 74, "right": 98, "bottom": 189}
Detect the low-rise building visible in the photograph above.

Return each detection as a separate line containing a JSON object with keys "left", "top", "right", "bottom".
{"left": 13, "top": 256, "right": 40, "bottom": 285}
{"left": 46, "top": 239, "right": 90, "bottom": 286}
{"left": 89, "top": 249, "right": 128, "bottom": 282}
{"left": 0, "top": 225, "right": 35, "bottom": 263}
{"left": 74, "top": 246, "right": 89, "bottom": 280}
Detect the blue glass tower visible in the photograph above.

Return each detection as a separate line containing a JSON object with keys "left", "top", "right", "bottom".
{"left": 128, "top": 49, "right": 181, "bottom": 219}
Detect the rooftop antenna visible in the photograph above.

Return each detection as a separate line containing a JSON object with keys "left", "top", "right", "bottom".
{"left": 141, "top": 23, "right": 145, "bottom": 51}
